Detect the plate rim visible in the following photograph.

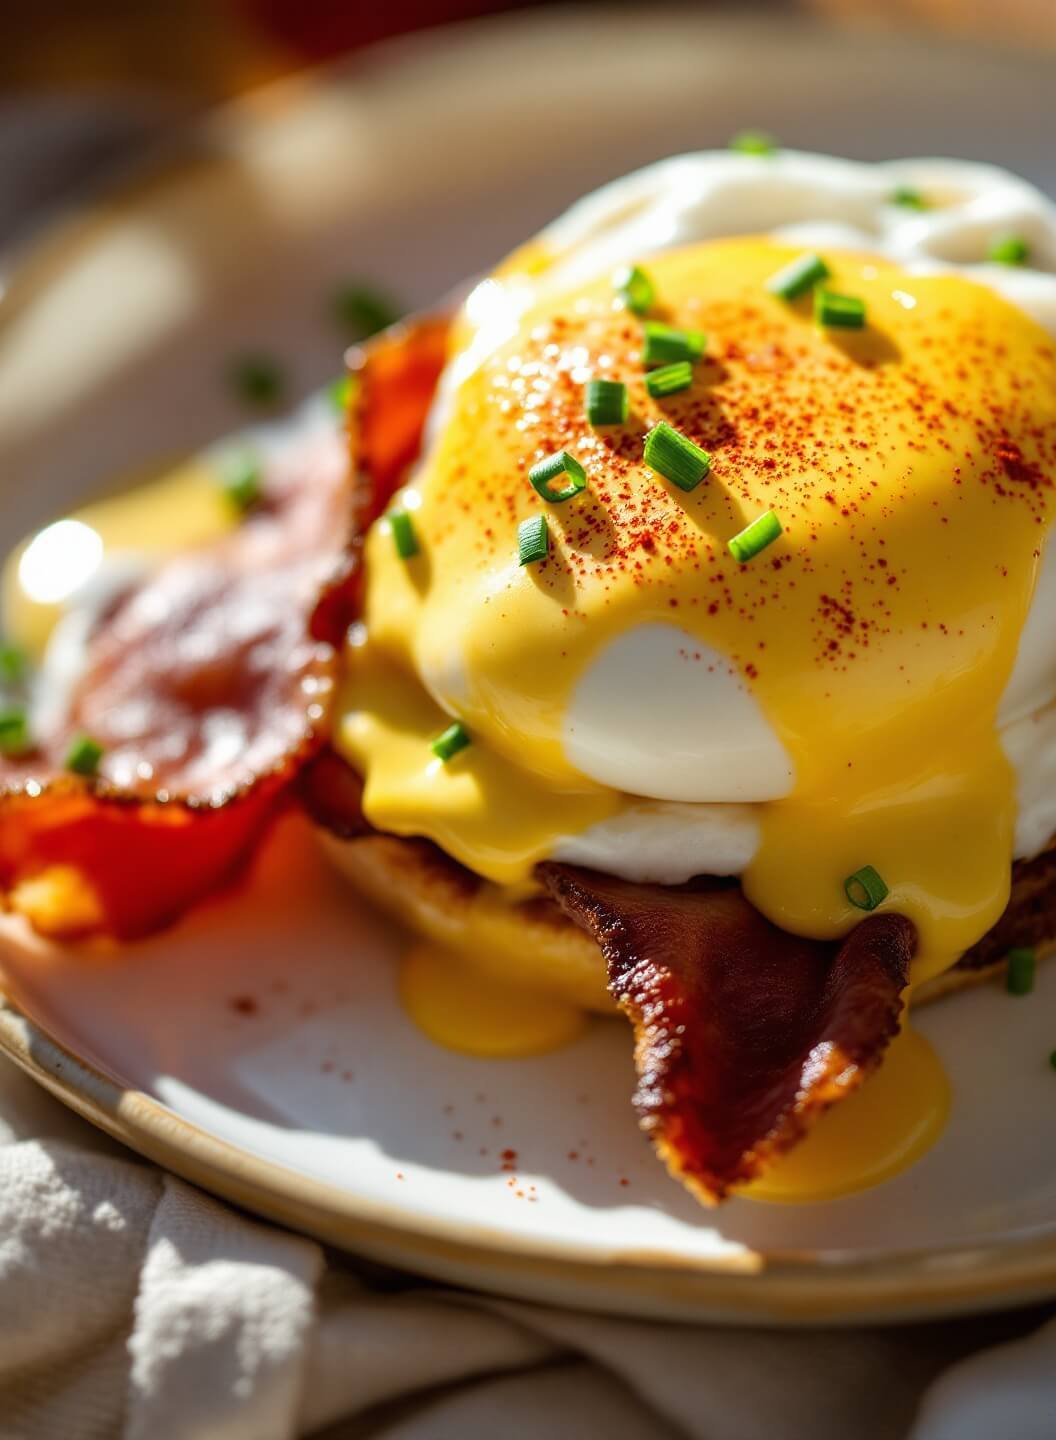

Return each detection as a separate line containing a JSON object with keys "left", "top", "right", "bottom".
{"left": 3, "top": 991, "right": 1056, "bottom": 1326}
{"left": 2, "top": 7, "right": 1056, "bottom": 1324}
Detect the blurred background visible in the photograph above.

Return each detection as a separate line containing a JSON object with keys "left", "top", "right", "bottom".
{"left": 0, "top": 0, "right": 1051, "bottom": 543}
{"left": 2, "top": 0, "right": 1053, "bottom": 247}
{"left": 4, "top": 0, "right": 1056, "bottom": 100}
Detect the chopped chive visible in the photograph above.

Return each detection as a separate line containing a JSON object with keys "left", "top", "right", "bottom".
{"left": 585, "top": 379, "right": 628, "bottom": 427}
{"left": 988, "top": 234, "right": 1029, "bottom": 267}
{"left": 891, "top": 185, "right": 927, "bottom": 210}
{"left": 1049, "top": 1050, "right": 1056, "bottom": 1072}
{"left": 766, "top": 252, "right": 831, "bottom": 301}
{"left": 844, "top": 865, "right": 889, "bottom": 912}
{"left": 0, "top": 707, "right": 30, "bottom": 757}
{"left": 1006, "top": 947, "right": 1036, "bottom": 996}
{"left": 529, "top": 450, "right": 587, "bottom": 503}
{"left": 646, "top": 361, "right": 693, "bottom": 399}
{"left": 643, "top": 421, "right": 711, "bottom": 492}
{"left": 728, "top": 510, "right": 783, "bottom": 563}
{"left": 642, "top": 321, "right": 706, "bottom": 367}
{"left": 388, "top": 510, "right": 419, "bottom": 559}
{"left": 331, "top": 283, "right": 400, "bottom": 339}
{"left": 730, "top": 129, "right": 776, "bottom": 156}
{"left": 328, "top": 374, "right": 352, "bottom": 416}
{"left": 614, "top": 264, "right": 655, "bottom": 315}
{"left": 0, "top": 644, "right": 27, "bottom": 685}
{"left": 518, "top": 514, "right": 550, "bottom": 565}
{"left": 229, "top": 354, "right": 283, "bottom": 409}
{"left": 431, "top": 721, "right": 470, "bottom": 763}
{"left": 815, "top": 289, "right": 867, "bottom": 329}
{"left": 218, "top": 450, "right": 262, "bottom": 514}
{"left": 65, "top": 733, "right": 103, "bottom": 777}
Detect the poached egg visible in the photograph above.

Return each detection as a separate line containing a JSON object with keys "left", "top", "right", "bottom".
{"left": 339, "top": 153, "right": 1056, "bottom": 994}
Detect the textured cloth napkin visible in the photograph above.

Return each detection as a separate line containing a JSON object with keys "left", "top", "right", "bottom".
{"left": 1, "top": 1050, "right": 1054, "bottom": 1440}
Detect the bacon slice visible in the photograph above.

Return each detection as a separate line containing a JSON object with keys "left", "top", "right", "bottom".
{"left": 349, "top": 314, "right": 449, "bottom": 524}
{"left": 0, "top": 316, "right": 451, "bottom": 941}
{"left": 311, "top": 316, "right": 450, "bottom": 647}
{"left": 0, "top": 424, "right": 352, "bottom": 938}
{"left": 298, "top": 745, "right": 371, "bottom": 841}
{"left": 538, "top": 863, "right": 914, "bottom": 1203}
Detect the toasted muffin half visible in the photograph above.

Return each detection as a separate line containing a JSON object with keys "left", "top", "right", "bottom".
{"left": 319, "top": 825, "right": 1056, "bottom": 1011}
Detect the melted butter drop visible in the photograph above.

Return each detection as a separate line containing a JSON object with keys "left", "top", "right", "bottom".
{"left": 399, "top": 943, "right": 586, "bottom": 1057}
{"left": 746, "top": 1025, "right": 950, "bottom": 1203}
{"left": 3, "top": 457, "right": 233, "bottom": 658}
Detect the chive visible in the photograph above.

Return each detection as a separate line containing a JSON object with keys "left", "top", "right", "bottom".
{"left": 766, "top": 252, "right": 830, "bottom": 301}
{"left": 1006, "top": 947, "right": 1036, "bottom": 996}
{"left": 431, "top": 721, "right": 470, "bottom": 763}
{"left": 1049, "top": 1050, "right": 1056, "bottom": 1072}
{"left": 988, "top": 234, "right": 1029, "bottom": 267}
{"left": 815, "top": 289, "right": 867, "bottom": 329}
{"left": 218, "top": 450, "right": 262, "bottom": 514}
{"left": 614, "top": 264, "right": 655, "bottom": 315}
{"left": 328, "top": 375, "right": 352, "bottom": 416}
{"left": 0, "top": 707, "right": 30, "bottom": 757}
{"left": 584, "top": 379, "right": 628, "bottom": 427}
{"left": 844, "top": 865, "right": 889, "bottom": 912}
{"left": 642, "top": 321, "right": 706, "bottom": 367}
{"left": 0, "top": 644, "right": 27, "bottom": 685}
{"left": 730, "top": 130, "right": 776, "bottom": 156}
{"left": 728, "top": 510, "right": 783, "bottom": 564}
{"left": 518, "top": 514, "right": 549, "bottom": 565}
{"left": 643, "top": 421, "right": 711, "bottom": 492}
{"left": 529, "top": 450, "right": 587, "bottom": 503}
{"left": 229, "top": 354, "right": 284, "bottom": 409}
{"left": 646, "top": 361, "right": 693, "bottom": 399}
{"left": 388, "top": 510, "right": 419, "bottom": 559}
{"left": 65, "top": 734, "right": 103, "bottom": 777}
{"left": 331, "top": 283, "right": 400, "bottom": 339}
{"left": 891, "top": 185, "right": 927, "bottom": 210}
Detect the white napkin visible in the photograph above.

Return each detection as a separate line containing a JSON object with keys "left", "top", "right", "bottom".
{"left": 0, "top": 1052, "right": 1053, "bottom": 1440}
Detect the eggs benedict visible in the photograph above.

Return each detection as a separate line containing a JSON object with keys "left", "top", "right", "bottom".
{"left": 309, "top": 151, "right": 1056, "bottom": 1202}
{"left": 4, "top": 149, "right": 1056, "bottom": 1208}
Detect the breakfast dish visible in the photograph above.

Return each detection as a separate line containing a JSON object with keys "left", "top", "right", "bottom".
{"left": 3, "top": 148, "right": 1056, "bottom": 1213}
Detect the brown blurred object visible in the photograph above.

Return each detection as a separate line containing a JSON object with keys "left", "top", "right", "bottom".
{"left": 1, "top": 0, "right": 1052, "bottom": 108}
{"left": 0, "top": 0, "right": 546, "bottom": 103}
{"left": 0, "top": 0, "right": 289, "bottom": 101}
{"left": 238, "top": 0, "right": 546, "bottom": 63}
{"left": 806, "top": 0, "right": 1056, "bottom": 45}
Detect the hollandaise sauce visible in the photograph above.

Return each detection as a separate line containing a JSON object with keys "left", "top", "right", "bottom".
{"left": 400, "top": 943, "right": 586, "bottom": 1058}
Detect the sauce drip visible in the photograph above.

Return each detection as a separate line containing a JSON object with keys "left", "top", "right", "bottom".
{"left": 400, "top": 943, "right": 586, "bottom": 1058}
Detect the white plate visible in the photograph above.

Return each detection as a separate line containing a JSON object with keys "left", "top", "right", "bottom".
{"left": 0, "top": 8, "right": 1054, "bottom": 1324}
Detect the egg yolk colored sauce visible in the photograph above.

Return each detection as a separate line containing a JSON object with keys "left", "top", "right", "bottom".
{"left": 339, "top": 237, "right": 1056, "bottom": 1199}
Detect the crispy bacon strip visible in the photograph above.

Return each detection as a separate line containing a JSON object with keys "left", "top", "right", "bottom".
{"left": 350, "top": 315, "right": 450, "bottom": 525}
{"left": 0, "top": 316, "right": 450, "bottom": 941}
{"left": 311, "top": 316, "right": 450, "bottom": 646}
{"left": 538, "top": 863, "right": 914, "bottom": 1203}
{"left": 0, "top": 424, "right": 352, "bottom": 938}
{"left": 298, "top": 746, "right": 371, "bottom": 842}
